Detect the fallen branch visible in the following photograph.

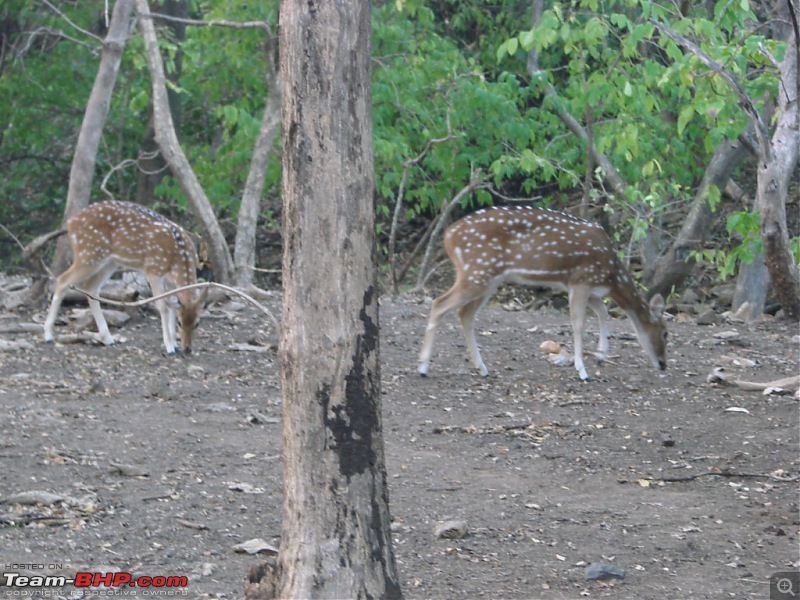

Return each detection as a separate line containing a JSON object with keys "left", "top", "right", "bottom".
{"left": 655, "top": 469, "right": 800, "bottom": 483}
{"left": 70, "top": 281, "right": 280, "bottom": 334}
{"left": 707, "top": 367, "right": 800, "bottom": 394}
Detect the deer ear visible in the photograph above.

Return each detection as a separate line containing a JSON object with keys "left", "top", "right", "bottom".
{"left": 649, "top": 294, "right": 665, "bottom": 318}
{"left": 166, "top": 295, "right": 180, "bottom": 309}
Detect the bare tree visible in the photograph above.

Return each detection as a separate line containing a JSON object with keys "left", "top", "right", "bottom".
{"left": 134, "top": 0, "right": 234, "bottom": 283}
{"left": 244, "top": 0, "right": 403, "bottom": 597}
{"left": 51, "top": 0, "right": 136, "bottom": 276}
{"left": 643, "top": 135, "right": 749, "bottom": 297}
{"left": 233, "top": 38, "right": 281, "bottom": 289}
{"left": 652, "top": 10, "right": 800, "bottom": 320}
{"left": 135, "top": 0, "right": 188, "bottom": 207}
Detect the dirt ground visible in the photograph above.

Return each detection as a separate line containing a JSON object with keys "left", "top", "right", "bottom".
{"left": 0, "top": 285, "right": 798, "bottom": 600}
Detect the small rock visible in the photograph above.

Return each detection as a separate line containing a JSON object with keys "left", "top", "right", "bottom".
{"left": 539, "top": 340, "right": 561, "bottom": 354}
{"left": 732, "top": 301, "right": 755, "bottom": 321}
{"left": 187, "top": 364, "right": 205, "bottom": 379}
{"left": 2, "top": 490, "right": 78, "bottom": 506}
{"left": 713, "top": 330, "right": 741, "bottom": 341}
{"left": 232, "top": 538, "right": 279, "bottom": 555}
{"left": 434, "top": 520, "right": 468, "bottom": 540}
{"left": 696, "top": 309, "right": 722, "bottom": 325}
{"left": 109, "top": 463, "right": 150, "bottom": 478}
{"left": 0, "top": 339, "right": 35, "bottom": 352}
{"left": 585, "top": 562, "right": 625, "bottom": 581}
{"left": 206, "top": 403, "right": 237, "bottom": 413}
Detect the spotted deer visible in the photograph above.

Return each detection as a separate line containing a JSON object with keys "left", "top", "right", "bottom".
{"left": 43, "top": 201, "right": 208, "bottom": 354}
{"left": 418, "top": 206, "right": 667, "bottom": 381}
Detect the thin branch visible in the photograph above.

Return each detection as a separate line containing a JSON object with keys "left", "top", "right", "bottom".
{"left": 0, "top": 223, "right": 25, "bottom": 252}
{"left": 143, "top": 11, "right": 272, "bottom": 33}
{"left": 38, "top": 0, "right": 104, "bottom": 43}
{"left": 412, "top": 171, "right": 491, "bottom": 293}
{"left": 70, "top": 281, "right": 280, "bottom": 333}
{"left": 22, "top": 26, "right": 99, "bottom": 55}
{"left": 650, "top": 18, "right": 771, "bottom": 164}
{"left": 388, "top": 132, "right": 459, "bottom": 295}
{"left": 655, "top": 470, "right": 800, "bottom": 483}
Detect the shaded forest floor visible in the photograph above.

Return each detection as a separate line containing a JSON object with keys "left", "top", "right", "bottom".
{"left": 0, "top": 286, "right": 798, "bottom": 599}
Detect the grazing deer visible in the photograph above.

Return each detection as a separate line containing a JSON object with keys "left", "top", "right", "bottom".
{"left": 43, "top": 201, "right": 208, "bottom": 354}
{"left": 418, "top": 206, "right": 667, "bottom": 381}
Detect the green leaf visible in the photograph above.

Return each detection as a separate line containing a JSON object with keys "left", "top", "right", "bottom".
{"left": 623, "top": 80, "right": 633, "bottom": 97}
{"left": 519, "top": 30, "right": 535, "bottom": 50}
{"left": 677, "top": 105, "right": 694, "bottom": 135}
{"left": 506, "top": 37, "right": 518, "bottom": 56}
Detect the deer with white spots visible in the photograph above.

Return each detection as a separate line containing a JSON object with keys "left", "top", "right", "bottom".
{"left": 43, "top": 201, "right": 208, "bottom": 354}
{"left": 418, "top": 206, "right": 667, "bottom": 381}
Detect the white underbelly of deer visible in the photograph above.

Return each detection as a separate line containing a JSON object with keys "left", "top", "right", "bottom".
{"left": 418, "top": 206, "right": 668, "bottom": 381}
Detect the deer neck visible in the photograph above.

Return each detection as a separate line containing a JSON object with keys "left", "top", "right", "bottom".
{"left": 607, "top": 263, "right": 654, "bottom": 326}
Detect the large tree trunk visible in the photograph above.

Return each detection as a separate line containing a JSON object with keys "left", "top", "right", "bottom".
{"left": 51, "top": 0, "right": 136, "bottom": 276}
{"left": 250, "top": 0, "right": 403, "bottom": 597}
{"left": 643, "top": 135, "right": 748, "bottom": 297}
{"left": 135, "top": 0, "right": 234, "bottom": 283}
{"left": 233, "top": 56, "right": 281, "bottom": 289}
{"left": 756, "top": 6, "right": 800, "bottom": 320}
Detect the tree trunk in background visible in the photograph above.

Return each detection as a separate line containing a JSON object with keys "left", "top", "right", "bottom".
{"left": 51, "top": 0, "right": 135, "bottom": 276}
{"left": 135, "top": 0, "right": 234, "bottom": 283}
{"left": 135, "top": 0, "right": 187, "bottom": 207}
{"left": 245, "top": 0, "right": 403, "bottom": 597}
{"left": 233, "top": 57, "right": 280, "bottom": 289}
{"left": 755, "top": 4, "right": 800, "bottom": 320}
{"left": 642, "top": 135, "right": 748, "bottom": 298}
{"left": 733, "top": 248, "right": 769, "bottom": 319}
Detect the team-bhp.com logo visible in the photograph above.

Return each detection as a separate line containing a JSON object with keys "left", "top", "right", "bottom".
{"left": 3, "top": 571, "right": 188, "bottom": 590}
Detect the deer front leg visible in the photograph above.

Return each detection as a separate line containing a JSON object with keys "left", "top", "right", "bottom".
{"left": 148, "top": 276, "right": 178, "bottom": 354}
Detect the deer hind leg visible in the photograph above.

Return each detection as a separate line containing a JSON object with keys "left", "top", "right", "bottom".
{"left": 419, "top": 281, "right": 486, "bottom": 376}
{"left": 587, "top": 294, "right": 609, "bottom": 361}
{"left": 568, "top": 285, "right": 593, "bottom": 381}
{"left": 43, "top": 260, "right": 110, "bottom": 344}
{"left": 146, "top": 275, "right": 178, "bottom": 355}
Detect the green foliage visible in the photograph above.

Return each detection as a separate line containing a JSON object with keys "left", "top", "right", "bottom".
{"left": 372, "top": 3, "right": 540, "bottom": 218}
{"left": 0, "top": 0, "right": 793, "bottom": 281}
{"left": 690, "top": 211, "right": 763, "bottom": 280}
{"left": 0, "top": 2, "right": 102, "bottom": 233}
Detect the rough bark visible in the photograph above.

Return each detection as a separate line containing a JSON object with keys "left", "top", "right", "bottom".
{"left": 643, "top": 135, "right": 749, "bottom": 297}
{"left": 233, "top": 50, "right": 281, "bottom": 288}
{"left": 756, "top": 4, "right": 800, "bottom": 320}
{"left": 257, "top": 0, "right": 403, "bottom": 598}
{"left": 51, "top": 0, "right": 136, "bottom": 276}
{"left": 733, "top": 248, "right": 769, "bottom": 318}
{"left": 135, "top": 0, "right": 234, "bottom": 283}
